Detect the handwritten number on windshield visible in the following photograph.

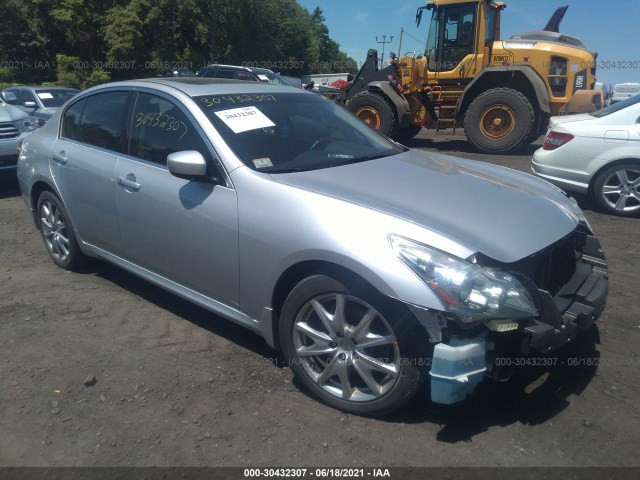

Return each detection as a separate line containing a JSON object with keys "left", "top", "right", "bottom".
{"left": 200, "top": 95, "right": 277, "bottom": 107}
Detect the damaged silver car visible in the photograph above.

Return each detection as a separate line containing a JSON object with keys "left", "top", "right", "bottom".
{"left": 17, "top": 79, "right": 608, "bottom": 415}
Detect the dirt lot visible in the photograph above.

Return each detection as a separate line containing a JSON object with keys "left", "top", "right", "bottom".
{"left": 1, "top": 131, "right": 639, "bottom": 468}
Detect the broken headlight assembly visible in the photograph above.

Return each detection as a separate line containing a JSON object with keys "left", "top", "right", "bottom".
{"left": 389, "top": 235, "right": 538, "bottom": 324}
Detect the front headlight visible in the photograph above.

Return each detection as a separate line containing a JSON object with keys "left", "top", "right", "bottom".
{"left": 23, "top": 116, "right": 41, "bottom": 132}
{"left": 15, "top": 116, "right": 40, "bottom": 133}
{"left": 389, "top": 235, "right": 537, "bottom": 323}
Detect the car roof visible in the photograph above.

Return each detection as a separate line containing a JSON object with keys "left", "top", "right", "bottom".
{"left": 6, "top": 85, "right": 79, "bottom": 91}
{"left": 81, "top": 78, "right": 302, "bottom": 97}
{"left": 200, "top": 64, "right": 251, "bottom": 71}
{"left": 199, "top": 64, "right": 276, "bottom": 74}
{"left": 247, "top": 67, "right": 276, "bottom": 74}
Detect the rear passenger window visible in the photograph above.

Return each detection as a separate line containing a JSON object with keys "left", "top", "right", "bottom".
{"left": 62, "top": 92, "right": 130, "bottom": 152}
{"left": 74, "top": 92, "right": 130, "bottom": 151}
{"left": 61, "top": 99, "right": 86, "bottom": 140}
{"left": 128, "top": 93, "right": 214, "bottom": 169}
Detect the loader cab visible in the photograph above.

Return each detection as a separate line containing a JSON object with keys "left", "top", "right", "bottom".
{"left": 425, "top": 4, "right": 476, "bottom": 71}
{"left": 419, "top": 1, "right": 504, "bottom": 75}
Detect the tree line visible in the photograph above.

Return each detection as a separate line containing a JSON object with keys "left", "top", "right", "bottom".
{"left": 0, "top": 0, "right": 359, "bottom": 89}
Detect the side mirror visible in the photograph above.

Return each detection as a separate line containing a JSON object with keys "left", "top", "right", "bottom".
{"left": 167, "top": 150, "right": 208, "bottom": 180}
{"left": 2, "top": 91, "right": 18, "bottom": 103}
{"left": 24, "top": 101, "right": 37, "bottom": 108}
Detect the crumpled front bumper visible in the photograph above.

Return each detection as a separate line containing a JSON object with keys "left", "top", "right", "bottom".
{"left": 429, "top": 228, "right": 608, "bottom": 404}
{"left": 521, "top": 233, "right": 608, "bottom": 354}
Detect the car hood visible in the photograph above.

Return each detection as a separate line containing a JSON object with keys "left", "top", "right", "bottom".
{"left": 36, "top": 107, "right": 57, "bottom": 116}
{"left": 272, "top": 149, "right": 580, "bottom": 263}
{"left": 0, "top": 104, "right": 28, "bottom": 122}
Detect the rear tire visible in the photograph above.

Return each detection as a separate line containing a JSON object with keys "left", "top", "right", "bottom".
{"left": 593, "top": 163, "right": 640, "bottom": 217}
{"left": 37, "top": 191, "right": 86, "bottom": 270}
{"left": 279, "top": 275, "right": 428, "bottom": 416}
{"left": 347, "top": 91, "right": 398, "bottom": 138}
{"left": 464, "top": 87, "right": 535, "bottom": 154}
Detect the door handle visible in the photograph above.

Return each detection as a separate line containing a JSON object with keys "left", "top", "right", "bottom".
{"left": 117, "top": 174, "right": 141, "bottom": 192}
{"left": 52, "top": 151, "right": 67, "bottom": 165}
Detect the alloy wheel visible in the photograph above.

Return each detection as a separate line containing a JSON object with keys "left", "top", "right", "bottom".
{"left": 40, "top": 199, "right": 70, "bottom": 263}
{"left": 599, "top": 166, "right": 640, "bottom": 214}
{"left": 292, "top": 292, "right": 400, "bottom": 402}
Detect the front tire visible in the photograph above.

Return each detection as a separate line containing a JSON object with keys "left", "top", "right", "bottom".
{"left": 593, "top": 163, "right": 640, "bottom": 216}
{"left": 464, "top": 87, "right": 535, "bottom": 154}
{"left": 279, "top": 275, "right": 427, "bottom": 415}
{"left": 37, "top": 191, "right": 86, "bottom": 270}
{"left": 347, "top": 91, "right": 398, "bottom": 138}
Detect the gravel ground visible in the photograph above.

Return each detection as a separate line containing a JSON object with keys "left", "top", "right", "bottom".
{"left": 1, "top": 131, "right": 639, "bottom": 468}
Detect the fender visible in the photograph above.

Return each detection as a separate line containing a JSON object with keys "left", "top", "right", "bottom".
{"left": 458, "top": 67, "right": 551, "bottom": 115}
{"left": 365, "top": 81, "right": 412, "bottom": 129}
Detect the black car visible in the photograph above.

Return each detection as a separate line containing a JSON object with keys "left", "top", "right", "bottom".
{"left": 196, "top": 64, "right": 295, "bottom": 86}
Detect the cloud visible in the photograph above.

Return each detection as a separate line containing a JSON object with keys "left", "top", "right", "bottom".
{"left": 355, "top": 12, "right": 370, "bottom": 28}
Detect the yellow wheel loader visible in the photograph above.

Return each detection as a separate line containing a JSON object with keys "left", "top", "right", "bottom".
{"left": 344, "top": 1, "right": 599, "bottom": 154}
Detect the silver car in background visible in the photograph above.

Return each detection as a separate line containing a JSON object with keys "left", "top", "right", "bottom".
{"left": 1, "top": 98, "right": 39, "bottom": 172}
{"left": 1, "top": 86, "right": 79, "bottom": 126}
{"left": 17, "top": 79, "right": 608, "bottom": 415}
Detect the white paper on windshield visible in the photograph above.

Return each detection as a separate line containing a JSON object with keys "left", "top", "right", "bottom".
{"left": 37, "top": 92, "right": 54, "bottom": 99}
{"left": 214, "top": 106, "right": 275, "bottom": 134}
{"left": 257, "top": 74, "right": 270, "bottom": 81}
{"left": 252, "top": 158, "right": 273, "bottom": 168}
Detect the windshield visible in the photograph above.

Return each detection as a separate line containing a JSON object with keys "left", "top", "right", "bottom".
{"left": 195, "top": 92, "right": 404, "bottom": 173}
{"left": 35, "top": 89, "right": 79, "bottom": 108}
{"left": 591, "top": 92, "right": 640, "bottom": 118}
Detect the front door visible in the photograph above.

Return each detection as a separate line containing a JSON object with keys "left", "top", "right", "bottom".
{"left": 114, "top": 91, "right": 240, "bottom": 306}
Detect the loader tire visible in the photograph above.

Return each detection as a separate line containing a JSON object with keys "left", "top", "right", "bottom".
{"left": 397, "top": 125, "right": 423, "bottom": 141}
{"left": 464, "top": 87, "right": 535, "bottom": 154}
{"left": 347, "top": 91, "right": 398, "bottom": 138}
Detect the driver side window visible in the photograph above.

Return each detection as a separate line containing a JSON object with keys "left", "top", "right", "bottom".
{"left": 128, "top": 93, "right": 222, "bottom": 178}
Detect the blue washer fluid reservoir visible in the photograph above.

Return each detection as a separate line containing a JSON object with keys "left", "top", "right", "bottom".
{"left": 429, "top": 337, "right": 487, "bottom": 405}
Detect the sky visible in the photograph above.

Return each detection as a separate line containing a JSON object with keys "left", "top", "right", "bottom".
{"left": 296, "top": 0, "right": 640, "bottom": 87}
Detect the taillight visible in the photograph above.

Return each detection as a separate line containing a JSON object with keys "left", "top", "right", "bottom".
{"left": 543, "top": 131, "right": 574, "bottom": 150}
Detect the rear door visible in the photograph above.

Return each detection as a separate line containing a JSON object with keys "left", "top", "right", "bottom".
{"left": 114, "top": 91, "right": 240, "bottom": 306}
{"left": 50, "top": 91, "right": 131, "bottom": 253}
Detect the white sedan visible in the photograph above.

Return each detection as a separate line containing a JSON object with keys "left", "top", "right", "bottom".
{"left": 532, "top": 95, "right": 640, "bottom": 216}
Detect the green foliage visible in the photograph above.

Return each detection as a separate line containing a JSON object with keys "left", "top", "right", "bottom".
{"left": 0, "top": 0, "right": 358, "bottom": 88}
{"left": 55, "top": 54, "right": 111, "bottom": 89}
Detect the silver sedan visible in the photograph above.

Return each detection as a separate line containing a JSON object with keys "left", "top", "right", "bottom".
{"left": 17, "top": 79, "right": 608, "bottom": 415}
{"left": 532, "top": 94, "right": 640, "bottom": 217}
